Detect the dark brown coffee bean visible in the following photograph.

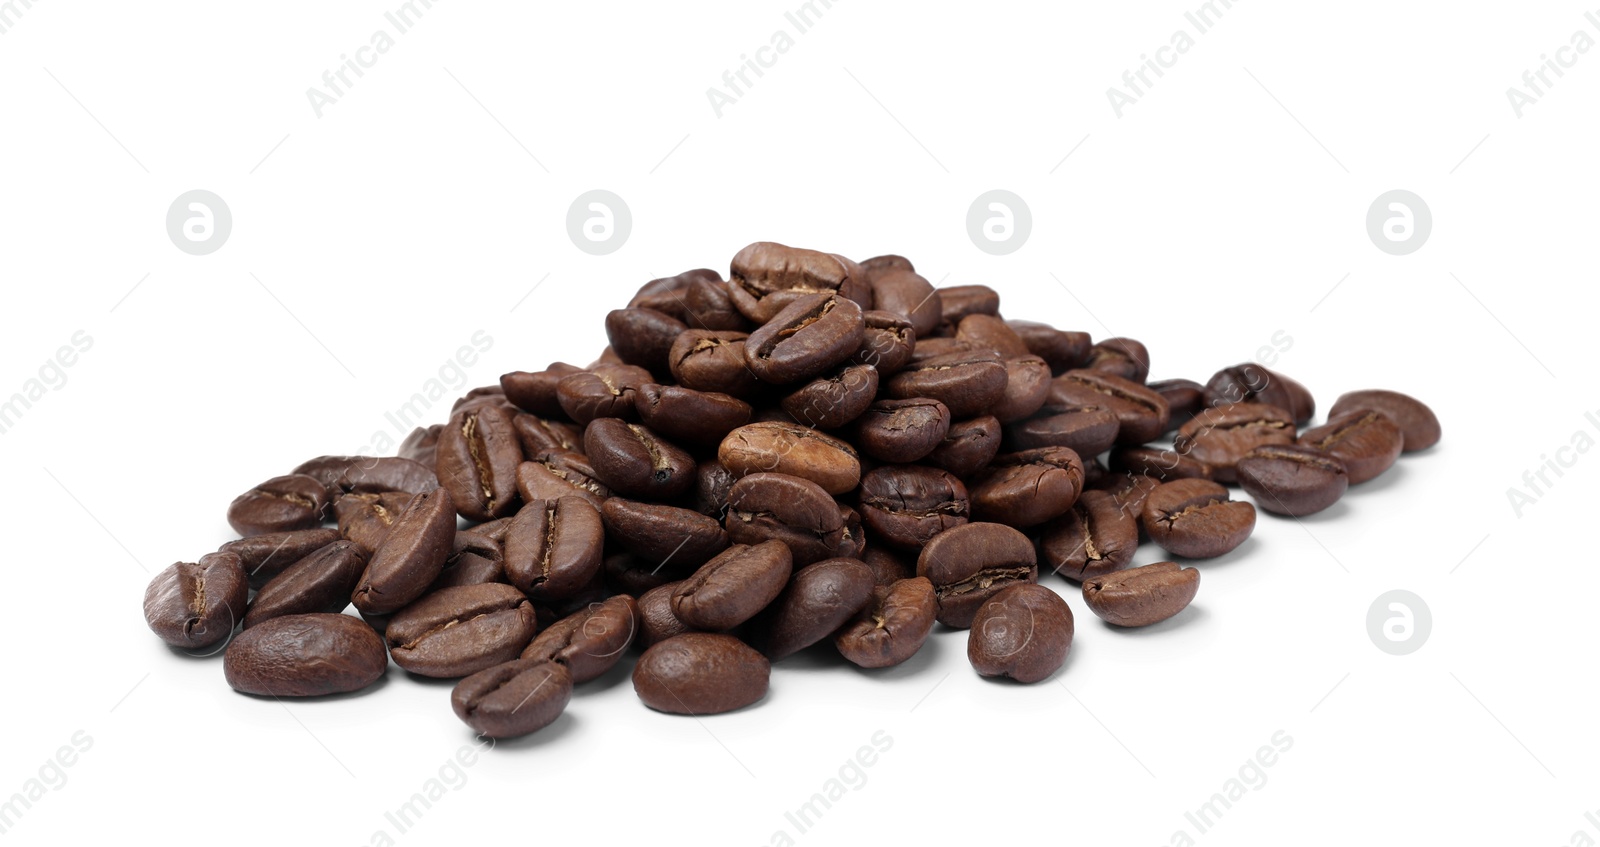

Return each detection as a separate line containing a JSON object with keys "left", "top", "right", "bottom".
{"left": 451, "top": 659, "right": 572, "bottom": 738}
{"left": 917, "top": 522, "right": 1038, "bottom": 628}
{"left": 519, "top": 595, "right": 638, "bottom": 683}
{"left": 244, "top": 541, "right": 366, "bottom": 629}
{"left": 906, "top": 336, "right": 975, "bottom": 365}
{"left": 1329, "top": 390, "right": 1440, "bottom": 451}
{"left": 1236, "top": 444, "right": 1349, "bottom": 516}
{"left": 1173, "top": 403, "right": 1296, "bottom": 483}
{"left": 1083, "top": 561, "right": 1199, "bottom": 627}
{"left": 861, "top": 544, "right": 914, "bottom": 586}
{"left": 1297, "top": 408, "right": 1403, "bottom": 484}
{"left": 694, "top": 462, "right": 736, "bottom": 519}
{"left": 956, "top": 314, "right": 1030, "bottom": 358}
{"left": 224, "top": 613, "right": 388, "bottom": 697}
{"left": 854, "top": 398, "right": 952, "bottom": 464}
{"left": 991, "top": 355, "right": 1052, "bottom": 423}
{"left": 858, "top": 465, "right": 969, "bottom": 549}
{"left": 1050, "top": 370, "right": 1170, "bottom": 445}
{"left": 512, "top": 413, "right": 584, "bottom": 456}
{"left": 515, "top": 452, "right": 611, "bottom": 511}
{"left": 1149, "top": 379, "right": 1207, "bottom": 432}
{"left": 556, "top": 364, "right": 653, "bottom": 426}
{"left": 937, "top": 284, "right": 1000, "bottom": 331}
{"left": 1005, "top": 401, "right": 1120, "bottom": 457}
{"left": 835, "top": 577, "right": 937, "bottom": 668}
{"left": 668, "top": 329, "right": 762, "bottom": 398}
{"left": 436, "top": 405, "right": 522, "bottom": 521}
{"left": 744, "top": 293, "right": 866, "bottom": 385}
{"left": 969, "top": 447, "right": 1084, "bottom": 528}
{"left": 1038, "top": 490, "right": 1138, "bottom": 582}
{"left": 868, "top": 269, "right": 940, "bottom": 338}
{"left": 352, "top": 486, "right": 457, "bottom": 615}
{"left": 925, "top": 415, "right": 1002, "bottom": 478}
{"left": 862, "top": 254, "right": 914, "bottom": 275}
{"left": 144, "top": 552, "right": 248, "bottom": 649}
{"left": 886, "top": 350, "right": 1008, "bottom": 419}
{"left": 728, "top": 241, "right": 872, "bottom": 324}
{"left": 397, "top": 425, "right": 442, "bottom": 467}
{"left": 671, "top": 541, "right": 792, "bottom": 631}
{"left": 637, "top": 581, "right": 692, "bottom": 647}
{"left": 501, "top": 363, "right": 583, "bottom": 418}
{"left": 604, "top": 552, "right": 672, "bottom": 596}
{"left": 504, "top": 497, "right": 604, "bottom": 602}
{"left": 854, "top": 310, "right": 916, "bottom": 375}
{"left": 386, "top": 583, "right": 536, "bottom": 678}
{"left": 749, "top": 558, "right": 874, "bottom": 660}
{"left": 636, "top": 384, "right": 753, "bottom": 448}
{"left": 334, "top": 490, "right": 413, "bottom": 554}
{"left": 725, "top": 472, "right": 853, "bottom": 566}
{"left": 429, "top": 532, "right": 506, "bottom": 592}
{"left": 681, "top": 278, "right": 750, "bottom": 331}
{"left": 226, "top": 474, "right": 329, "bottom": 537}
{"left": 606, "top": 308, "right": 689, "bottom": 374}
{"left": 781, "top": 364, "right": 878, "bottom": 430}
{"left": 1090, "top": 472, "right": 1161, "bottom": 531}
{"left": 1107, "top": 446, "right": 1213, "bottom": 483}
{"left": 967, "top": 583, "right": 1073, "bottom": 683}
{"left": 220, "top": 528, "right": 342, "bottom": 589}
{"left": 837, "top": 504, "right": 867, "bottom": 559}
{"left": 1141, "top": 479, "right": 1256, "bottom": 559}
{"left": 601, "top": 498, "right": 730, "bottom": 571}
{"left": 453, "top": 385, "right": 512, "bottom": 415}
{"left": 633, "top": 632, "right": 770, "bottom": 715}
{"left": 1084, "top": 337, "right": 1150, "bottom": 383}
{"left": 583, "top": 419, "right": 696, "bottom": 501}
{"left": 1007, "top": 321, "right": 1090, "bottom": 374}
{"left": 719, "top": 422, "right": 861, "bottom": 495}
{"left": 1205, "top": 363, "right": 1316, "bottom": 425}
{"left": 629, "top": 268, "right": 723, "bottom": 320}
{"left": 294, "top": 456, "right": 440, "bottom": 499}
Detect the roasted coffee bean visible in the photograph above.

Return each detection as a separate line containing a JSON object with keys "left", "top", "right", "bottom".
{"left": 917, "top": 522, "right": 1038, "bottom": 628}
{"left": 220, "top": 528, "right": 342, "bottom": 589}
{"left": 1083, "top": 561, "right": 1199, "bottom": 627}
{"left": 453, "top": 385, "right": 512, "bottom": 415}
{"left": 293, "top": 456, "right": 440, "bottom": 499}
{"left": 633, "top": 632, "right": 770, "bottom": 715}
{"left": 397, "top": 425, "right": 442, "bottom": 467}
{"left": 969, "top": 447, "right": 1084, "bottom": 528}
{"left": 512, "top": 413, "right": 584, "bottom": 456}
{"left": 1107, "top": 446, "right": 1213, "bottom": 482}
{"left": 144, "top": 552, "right": 248, "bottom": 649}
{"left": 637, "top": 581, "right": 692, "bottom": 647}
{"left": 886, "top": 350, "right": 1009, "bottom": 418}
{"left": 1236, "top": 444, "right": 1349, "bottom": 516}
{"left": 226, "top": 474, "right": 329, "bottom": 536}
{"left": 429, "top": 532, "right": 506, "bottom": 591}
{"left": 694, "top": 462, "right": 736, "bottom": 519}
{"left": 907, "top": 336, "right": 975, "bottom": 364}
{"left": 437, "top": 405, "right": 522, "bottom": 521}
{"left": 244, "top": 541, "right": 366, "bottom": 629}
{"left": 584, "top": 419, "right": 696, "bottom": 501}
{"left": 504, "top": 497, "right": 605, "bottom": 602}
{"left": 224, "top": 613, "right": 388, "bottom": 697}
{"left": 601, "top": 498, "right": 730, "bottom": 570}
{"left": 1038, "top": 490, "right": 1138, "bottom": 582}
{"left": 728, "top": 242, "right": 872, "bottom": 324}
{"left": 744, "top": 293, "right": 866, "bottom": 385}
{"left": 1084, "top": 337, "right": 1151, "bottom": 383}
{"left": 854, "top": 310, "right": 916, "bottom": 375}
{"left": 1329, "top": 390, "right": 1440, "bottom": 451}
{"left": 501, "top": 363, "right": 583, "bottom": 418}
{"left": 556, "top": 364, "right": 653, "bottom": 426}
{"left": 858, "top": 465, "right": 969, "bottom": 549}
{"left": 520, "top": 595, "right": 639, "bottom": 683}
{"left": 937, "top": 284, "right": 1001, "bottom": 331}
{"left": 967, "top": 583, "right": 1073, "bottom": 683}
{"left": 854, "top": 398, "right": 952, "bottom": 464}
{"left": 925, "top": 415, "right": 1002, "bottom": 478}
{"left": 725, "top": 473, "right": 853, "bottom": 566}
{"left": 862, "top": 254, "right": 914, "bottom": 276}
{"left": 334, "top": 490, "right": 413, "bottom": 554}
{"left": 636, "top": 384, "right": 753, "bottom": 448}
{"left": 605, "top": 552, "right": 673, "bottom": 596}
{"left": 719, "top": 422, "right": 861, "bottom": 495}
{"left": 1007, "top": 321, "right": 1090, "bottom": 374}
{"left": 515, "top": 452, "right": 611, "bottom": 511}
{"left": 1297, "top": 408, "right": 1403, "bottom": 484}
{"left": 956, "top": 314, "right": 1030, "bottom": 358}
{"left": 683, "top": 277, "right": 750, "bottom": 331}
{"left": 671, "top": 541, "right": 792, "bottom": 631}
{"left": 1148, "top": 379, "right": 1208, "bottom": 432}
{"left": 606, "top": 308, "right": 689, "bottom": 374}
{"left": 668, "top": 329, "right": 763, "bottom": 398}
{"left": 352, "top": 486, "right": 457, "bottom": 615}
{"left": 837, "top": 505, "right": 867, "bottom": 559}
{"left": 385, "top": 583, "right": 536, "bottom": 678}
{"left": 782, "top": 364, "right": 878, "bottom": 430}
{"left": 1205, "top": 363, "right": 1315, "bottom": 425}
{"left": 868, "top": 269, "right": 940, "bottom": 338}
{"left": 990, "top": 355, "right": 1052, "bottom": 423}
{"left": 1141, "top": 479, "right": 1256, "bottom": 559}
{"left": 451, "top": 659, "right": 572, "bottom": 738}
{"left": 1005, "top": 401, "right": 1120, "bottom": 457}
{"left": 629, "top": 268, "right": 723, "bottom": 320}
{"left": 1050, "top": 370, "right": 1170, "bottom": 445}
{"left": 835, "top": 577, "right": 938, "bottom": 668}
{"left": 861, "top": 544, "right": 913, "bottom": 586}
{"left": 1090, "top": 473, "right": 1161, "bottom": 534}
{"left": 1172, "top": 403, "right": 1295, "bottom": 483}
{"left": 749, "top": 558, "right": 874, "bottom": 660}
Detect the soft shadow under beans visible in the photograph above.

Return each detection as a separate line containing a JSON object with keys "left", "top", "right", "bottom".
{"left": 233, "top": 674, "right": 392, "bottom": 703}
{"left": 1097, "top": 602, "right": 1208, "bottom": 637}
{"left": 480, "top": 711, "right": 579, "bottom": 752}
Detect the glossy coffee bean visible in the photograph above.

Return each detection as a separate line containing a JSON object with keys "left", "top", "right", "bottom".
{"left": 515, "top": 452, "right": 611, "bottom": 511}
{"left": 1038, "top": 490, "right": 1138, "bottom": 582}
{"left": 745, "top": 293, "right": 866, "bottom": 385}
{"left": 1084, "top": 337, "right": 1150, "bottom": 383}
{"left": 504, "top": 497, "right": 605, "bottom": 602}
{"left": 1005, "top": 401, "right": 1120, "bottom": 457}
{"left": 1091, "top": 472, "right": 1161, "bottom": 530}
{"left": 1050, "top": 371, "right": 1170, "bottom": 445}
{"left": 1329, "top": 390, "right": 1440, "bottom": 451}
{"left": 520, "top": 595, "right": 639, "bottom": 683}
{"left": 970, "top": 447, "right": 1084, "bottom": 528}
{"left": 668, "top": 329, "right": 762, "bottom": 399}
{"left": 334, "top": 490, "right": 413, "bottom": 554}
{"left": 451, "top": 659, "right": 572, "bottom": 738}
{"left": 601, "top": 498, "right": 730, "bottom": 572}
{"left": 967, "top": 583, "right": 1073, "bottom": 683}
{"left": 782, "top": 364, "right": 878, "bottom": 430}
{"left": 917, "top": 522, "right": 1038, "bottom": 628}
{"left": 293, "top": 456, "right": 439, "bottom": 499}
{"left": 629, "top": 268, "right": 723, "bottom": 321}
{"left": 633, "top": 633, "right": 770, "bottom": 715}
{"left": 907, "top": 337, "right": 974, "bottom": 364}
{"left": 501, "top": 363, "right": 583, "bottom": 418}
{"left": 436, "top": 405, "right": 522, "bottom": 521}
{"left": 512, "top": 413, "right": 584, "bottom": 456}
{"left": 925, "top": 415, "right": 1002, "bottom": 479}
{"left": 834, "top": 577, "right": 938, "bottom": 668}
{"left": 604, "top": 552, "right": 672, "bottom": 597}
{"left": 224, "top": 613, "right": 388, "bottom": 697}
{"left": 728, "top": 242, "right": 872, "bottom": 324}
{"left": 144, "top": 552, "right": 249, "bottom": 649}
{"left": 1141, "top": 479, "right": 1256, "bottom": 559}
{"left": 861, "top": 544, "right": 913, "bottom": 586}
{"left": 429, "top": 532, "right": 506, "bottom": 592}
{"left": 1108, "top": 446, "right": 1214, "bottom": 483}
{"left": 397, "top": 425, "right": 442, "bottom": 467}
{"left": 1297, "top": 408, "right": 1403, "bottom": 484}
{"left": 556, "top": 364, "right": 654, "bottom": 425}
{"left": 1236, "top": 444, "right": 1349, "bottom": 516}
{"left": 885, "top": 350, "right": 1009, "bottom": 418}
{"left": 352, "top": 486, "right": 457, "bottom": 615}
{"left": 671, "top": 541, "right": 792, "bottom": 631}
{"left": 1007, "top": 321, "right": 1090, "bottom": 374}
{"left": 637, "top": 581, "right": 692, "bottom": 647}
{"left": 725, "top": 473, "right": 853, "bottom": 566}
{"left": 858, "top": 465, "right": 969, "bottom": 549}
{"left": 854, "top": 398, "right": 952, "bottom": 464}
{"left": 991, "top": 356, "right": 1052, "bottom": 423}
{"left": 220, "top": 528, "right": 341, "bottom": 589}
{"left": 243, "top": 541, "right": 366, "bottom": 629}
{"left": 226, "top": 474, "right": 329, "bottom": 537}
{"left": 719, "top": 422, "right": 861, "bottom": 495}
{"left": 1173, "top": 403, "right": 1295, "bottom": 483}
{"left": 956, "top": 314, "right": 1030, "bottom": 358}
{"left": 636, "top": 384, "right": 753, "bottom": 448}
{"left": 854, "top": 310, "right": 916, "bottom": 375}
{"left": 862, "top": 254, "right": 913, "bottom": 276}
{"left": 749, "top": 558, "right": 874, "bottom": 661}
{"left": 1205, "top": 363, "right": 1315, "bottom": 425}
{"left": 868, "top": 269, "right": 940, "bottom": 338}
{"left": 386, "top": 583, "right": 536, "bottom": 678}
{"left": 1082, "top": 561, "right": 1199, "bottom": 627}
{"left": 936, "top": 284, "right": 1000, "bottom": 330}
{"left": 683, "top": 277, "right": 751, "bottom": 331}
{"left": 606, "top": 307, "right": 688, "bottom": 374}
{"left": 584, "top": 419, "right": 696, "bottom": 501}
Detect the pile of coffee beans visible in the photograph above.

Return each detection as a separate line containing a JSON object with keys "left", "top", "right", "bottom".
{"left": 142, "top": 241, "right": 1441, "bottom": 738}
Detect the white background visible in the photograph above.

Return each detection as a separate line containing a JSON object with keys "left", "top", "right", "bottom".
{"left": 2, "top": 1, "right": 1597, "bottom": 844}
